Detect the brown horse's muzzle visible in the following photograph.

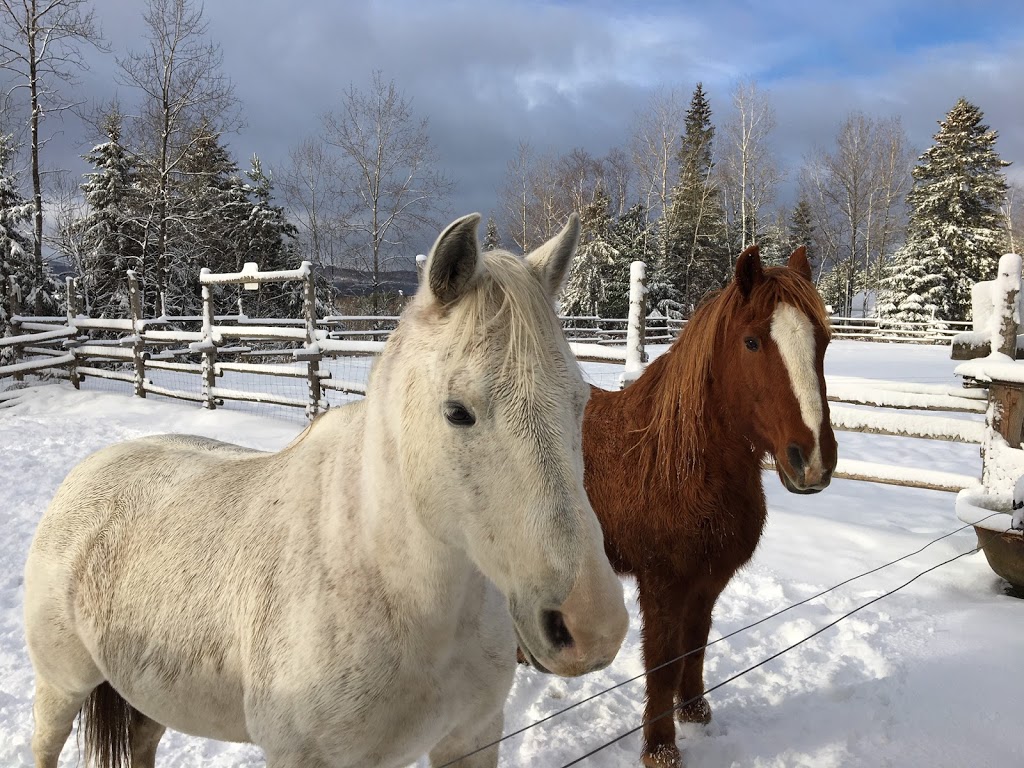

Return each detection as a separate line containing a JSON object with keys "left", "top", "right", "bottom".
{"left": 777, "top": 436, "right": 836, "bottom": 494}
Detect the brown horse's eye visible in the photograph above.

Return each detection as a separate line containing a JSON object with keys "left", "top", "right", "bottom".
{"left": 444, "top": 401, "right": 476, "bottom": 427}
{"left": 744, "top": 337, "right": 760, "bottom": 351}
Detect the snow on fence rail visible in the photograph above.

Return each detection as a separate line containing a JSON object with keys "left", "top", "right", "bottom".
{"left": 0, "top": 262, "right": 988, "bottom": 494}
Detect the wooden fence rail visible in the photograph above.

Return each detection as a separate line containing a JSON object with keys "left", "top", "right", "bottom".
{"left": 1, "top": 262, "right": 989, "bottom": 496}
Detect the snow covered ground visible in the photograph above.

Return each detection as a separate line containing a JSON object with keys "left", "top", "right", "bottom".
{"left": 1, "top": 340, "right": 1020, "bottom": 767}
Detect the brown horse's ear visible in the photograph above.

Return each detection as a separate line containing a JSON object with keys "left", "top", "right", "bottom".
{"left": 788, "top": 246, "right": 812, "bottom": 282}
{"left": 735, "top": 245, "right": 764, "bottom": 299}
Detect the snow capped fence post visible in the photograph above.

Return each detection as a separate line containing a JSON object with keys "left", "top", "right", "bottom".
{"left": 128, "top": 271, "right": 146, "bottom": 399}
{"left": 620, "top": 260, "right": 648, "bottom": 389}
{"left": 415, "top": 253, "right": 427, "bottom": 284}
{"left": 992, "top": 253, "right": 1021, "bottom": 358}
{"left": 199, "top": 268, "right": 217, "bottom": 411}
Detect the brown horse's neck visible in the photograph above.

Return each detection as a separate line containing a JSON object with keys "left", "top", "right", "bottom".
{"left": 618, "top": 321, "right": 761, "bottom": 491}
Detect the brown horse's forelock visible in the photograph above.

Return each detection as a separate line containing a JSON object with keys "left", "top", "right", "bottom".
{"left": 637, "top": 267, "right": 830, "bottom": 488}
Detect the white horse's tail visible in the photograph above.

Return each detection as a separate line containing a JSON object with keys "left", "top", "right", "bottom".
{"left": 83, "top": 682, "right": 136, "bottom": 768}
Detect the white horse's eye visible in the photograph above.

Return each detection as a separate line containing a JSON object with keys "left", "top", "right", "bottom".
{"left": 444, "top": 401, "right": 476, "bottom": 427}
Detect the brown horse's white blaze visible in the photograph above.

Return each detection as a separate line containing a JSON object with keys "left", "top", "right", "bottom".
{"left": 770, "top": 302, "right": 832, "bottom": 492}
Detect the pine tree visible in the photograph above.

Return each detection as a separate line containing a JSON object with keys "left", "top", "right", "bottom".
{"left": 788, "top": 196, "right": 817, "bottom": 272}
{"left": 881, "top": 98, "right": 1009, "bottom": 322}
{"left": 168, "top": 121, "right": 242, "bottom": 314}
{"left": 603, "top": 202, "right": 652, "bottom": 318}
{"left": 1, "top": 133, "right": 56, "bottom": 356}
{"left": 562, "top": 185, "right": 617, "bottom": 316}
{"left": 483, "top": 215, "right": 500, "bottom": 251}
{"left": 876, "top": 241, "right": 944, "bottom": 325}
{"left": 240, "top": 155, "right": 327, "bottom": 319}
{"left": 76, "top": 109, "right": 142, "bottom": 317}
{"left": 662, "top": 83, "right": 730, "bottom": 314}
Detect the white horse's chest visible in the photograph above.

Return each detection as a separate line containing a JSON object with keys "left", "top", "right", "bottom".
{"left": 245, "top": 573, "right": 517, "bottom": 767}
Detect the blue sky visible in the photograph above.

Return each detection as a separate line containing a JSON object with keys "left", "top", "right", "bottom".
{"left": 28, "top": 0, "right": 1024, "bottom": 246}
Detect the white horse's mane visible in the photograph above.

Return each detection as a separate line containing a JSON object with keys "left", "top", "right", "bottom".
{"left": 406, "top": 248, "right": 561, "bottom": 399}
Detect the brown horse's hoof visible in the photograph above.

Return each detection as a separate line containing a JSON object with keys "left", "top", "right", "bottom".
{"left": 642, "top": 743, "right": 682, "bottom": 767}
{"left": 516, "top": 646, "right": 529, "bottom": 666}
{"left": 676, "top": 696, "right": 712, "bottom": 725}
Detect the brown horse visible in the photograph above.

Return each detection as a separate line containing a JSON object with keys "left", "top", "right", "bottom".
{"left": 583, "top": 245, "right": 837, "bottom": 767}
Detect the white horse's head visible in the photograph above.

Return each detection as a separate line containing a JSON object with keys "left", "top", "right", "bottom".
{"left": 373, "top": 213, "right": 628, "bottom": 677}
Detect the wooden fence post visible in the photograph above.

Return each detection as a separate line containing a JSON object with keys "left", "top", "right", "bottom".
{"left": 128, "top": 271, "right": 146, "bottom": 398}
{"left": 200, "top": 268, "right": 217, "bottom": 410}
{"left": 65, "top": 277, "right": 81, "bottom": 389}
{"left": 302, "top": 261, "right": 323, "bottom": 419}
{"left": 992, "top": 253, "right": 1021, "bottom": 358}
{"left": 8, "top": 277, "right": 22, "bottom": 382}
{"left": 620, "top": 260, "right": 647, "bottom": 389}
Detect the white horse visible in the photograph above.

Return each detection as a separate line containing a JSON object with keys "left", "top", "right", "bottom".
{"left": 23, "top": 213, "right": 629, "bottom": 768}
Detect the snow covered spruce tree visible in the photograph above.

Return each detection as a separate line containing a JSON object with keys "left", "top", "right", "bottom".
{"left": 661, "top": 83, "right": 730, "bottom": 315}
{"left": 76, "top": 108, "right": 142, "bottom": 317}
{"left": 879, "top": 98, "right": 1009, "bottom": 323}
{"left": 562, "top": 184, "right": 618, "bottom": 317}
{"left": 602, "top": 202, "right": 653, "bottom": 318}
{"left": 0, "top": 132, "right": 56, "bottom": 354}
{"left": 241, "top": 155, "right": 333, "bottom": 319}
{"left": 483, "top": 215, "right": 500, "bottom": 251}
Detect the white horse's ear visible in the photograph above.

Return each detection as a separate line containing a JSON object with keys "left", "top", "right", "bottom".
{"left": 426, "top": 213, "right": 482, "bottom": 304}
{"left": 525, "top": 213, "right": 580, "bottom": 298}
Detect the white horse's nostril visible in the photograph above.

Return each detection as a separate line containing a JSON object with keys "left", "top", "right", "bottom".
{"left": 542, "top": 609, "right": 574, "bottom": 649}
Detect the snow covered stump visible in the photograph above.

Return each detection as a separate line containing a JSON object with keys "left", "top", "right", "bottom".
{"left": 955, "top": 253, "right": 1024, "bottom": 592}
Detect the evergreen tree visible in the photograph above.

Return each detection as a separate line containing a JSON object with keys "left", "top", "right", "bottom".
{"left": 77, "top": 108, "right": 142, "bottom": 317}
{"left": 876, "top": 242, "right": 944, "bottom": 326}
{"left": 0, "top": 133, "right": 56, "bottom": 356}
{"left": 562, "top": 185, "right": 617, "bottom": 316}
{"left": 788, "top": 196, "right": 817, "bottom": 274}
{"left": 603, "top": 202, "right": 652, "bottom": 318}
{"left": 662, "top": 83, "right": 730, "bottom": 314}
{"left": 483, "top": 215, "right": 500, "bottom": 251}
{"left": 240, "top": 155, "right": 329, "bottom": 319}
{"left": 881, "top": 98, "right": 1009, "bottom": 322}
{"left": 168, "top": 121, "right": 243, "bottom": 314}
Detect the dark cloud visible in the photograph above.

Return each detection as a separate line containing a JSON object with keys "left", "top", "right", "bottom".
{"left": 18, "top": 0, "right": 1024, "bottom": 254}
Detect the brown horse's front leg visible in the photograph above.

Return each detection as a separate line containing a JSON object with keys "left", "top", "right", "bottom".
{"left": 675, "top": 589, "right": 716, "bottom": 726}
{"left": 638, "top": 579, "right": 684, "bottom": 768}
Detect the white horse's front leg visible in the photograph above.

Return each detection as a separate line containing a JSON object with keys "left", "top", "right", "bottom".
{"left": 429, "top": 709, "right": 504, "bottom": 768}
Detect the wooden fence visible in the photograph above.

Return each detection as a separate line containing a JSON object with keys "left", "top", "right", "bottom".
{"left": 1, "top": 261, "right": 989, "bottom": 494}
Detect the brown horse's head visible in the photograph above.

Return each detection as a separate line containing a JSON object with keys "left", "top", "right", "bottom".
{"left": 713, "top": 245, "right": 837, "bottom": 493}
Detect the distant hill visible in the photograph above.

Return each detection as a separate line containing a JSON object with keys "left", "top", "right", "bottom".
{"left": 321, "top": 265, "right": 420, "bottom": 297}
{"left": 45, "top": 258, "right": 422, "bottom": 299}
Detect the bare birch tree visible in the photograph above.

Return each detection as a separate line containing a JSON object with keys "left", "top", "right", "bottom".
{"left": 322, "top": 71, "right": 452, "bottom": 314}
{"left": 117, "top": 0, "right": 239, "bottom": 309}
{"left": 720, "top": 80, "right": 780, "bottom": 251}
{"left": 280, "top": 136, "right": 345, "bottom": 267}
{"left": 0, "top": 0, "right": 105, "bottom": 309}
{"left": 629, "top": 86, "right": 684, "bottom": 221}
{"left": 799, "top": 112, "right": 913, "bottom": 314}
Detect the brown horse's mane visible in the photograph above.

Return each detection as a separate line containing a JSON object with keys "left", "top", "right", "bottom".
{"left": 629, "top": 266, "right": 831, "bottom": 488}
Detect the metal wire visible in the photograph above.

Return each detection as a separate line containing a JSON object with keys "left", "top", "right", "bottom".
{"left": 558, "top": 529, "right": 998, "bottom": 766}
{"left": 438, "top": 513, "right": 1001, "bottom": 768}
